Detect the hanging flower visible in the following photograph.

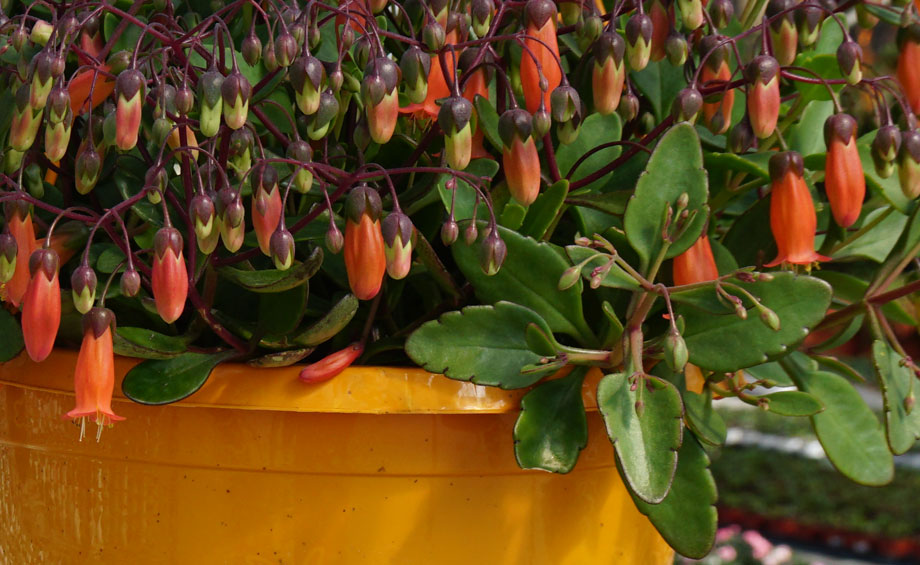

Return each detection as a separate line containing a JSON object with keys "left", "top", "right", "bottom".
{"left": 766, "top": 151, "right": 830, "bottom": 267}
{"left": 22, "top": 248, "right": 61, "bottom": 362}
{"left": 344, "top": 185, "right": 386, "bottom": 300}
{"left": 823, "top": 113, "right": 865, "bottom": 228}
{"left": 151, "top": 227, "right": 189, "bottom": 323}
{"left": 520, "top": 0, "right": 562, "bottom": 114}
{"left": 64, "top": 307, "right": 124, "bottom": 440}
{"left": 672, "top": 235, "right": 719, "bottom": 287}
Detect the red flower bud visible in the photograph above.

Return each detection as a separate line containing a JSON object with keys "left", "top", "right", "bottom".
{"left": 251, "top": 164, "right": 283, "bottom": 255}
{"left": 152, "top": 227, "right": 188, "bottom": 323}
{"left": 647, "top": 0, "right": 673, "bottom": 63}
{"left": 364, "top": 58, "right": 400, "bottom": 144}
{"left": 766, "top": 151, "right": 830, "bottom": 267}
{"left": 22, "top": 248, "right": 61, "bottom": 362}
{"left": 299, "top": 342, "right": 364, "bottom": 384}
{"left": 503, "top": 136, "right": 541, "bottom": 206}
{"left": 115, "top": 69, "right": 145, "bottom": 151}
{"left": 746, "top": 55, "right": 780, "bottom": 139}
{"left": 767, "top": 0, "right": 798, "bottom": 66}
{"left": 592, "top": 33, "right": 626, "bottom": 115}
{"left": 3, "top": 202, "right": 37, "bottom": 307}
{"left": 344, "top": 187, "right": 386, "bottom": 300}
{"left": 701, "top": 58, "right": 734, "bottom": 135}
{"left": 521, "top": 0, "right": 561, "bottom": 114}
{"left": 673, "top": 235, "right": 719, "bottom": 286}
{"left": 823, "top": 114, "right": 865, "bottom": 227}
{"left": 65, "top": 307, "right": 124, "bottom": 437}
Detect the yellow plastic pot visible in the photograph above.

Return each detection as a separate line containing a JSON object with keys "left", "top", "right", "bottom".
{"left": 0, "top": 351, "right": 673, "bottom": 564}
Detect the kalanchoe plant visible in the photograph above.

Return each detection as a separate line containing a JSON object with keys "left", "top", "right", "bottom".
{"left": 3, "top": 0, "right": 920, "bottom": 559}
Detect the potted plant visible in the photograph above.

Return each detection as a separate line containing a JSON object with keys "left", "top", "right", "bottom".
{"left": 0, "top": 0, "right": 918, "bottom": 561}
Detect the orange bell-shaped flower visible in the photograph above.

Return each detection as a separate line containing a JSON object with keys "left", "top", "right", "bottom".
{"left": 65, "top": 307, "right": 124, "bottom": 440}
{"left": 498, "top": 109, "right": 542, "bottom": 205}
{"left": 344, "top": 185, "right": 387, "bottom": 300}
{"left": 766, "top": 151, "right": 830, "bottom": 267}
{"left": 673, "top": 235, "right": 719, "bottom": 286}
{"left": 3, "top": 201, "right": 37, "bottom": 307}
{"left": 22, "top": 248, "right": 61, "bottom": 362}
{"left": 897, "top": 28, "right": 920, "bottom": 115}
{"left": 823, "top": 114, "right": 865, "bottom": 228}
{"left": 151, "top": 227, "right": 189, "bottom": 323}
{"left": 520, "top": 0, "right": 562, "bottom": 114}
{"left": 68, "top": 65, "right": 115, "bottom": 115}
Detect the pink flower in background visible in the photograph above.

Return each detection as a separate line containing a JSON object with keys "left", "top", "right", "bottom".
{"left": 764, "top": 545, "right": 793, "bottom": 565}
{"left": 715, "top": 525, "right": 741, "bottom": 543}
{"left": 743, "top": 530, "right": 774, "bottom": 559}
{"left": 716, "top": 545, "right": 738, "bottom": 562}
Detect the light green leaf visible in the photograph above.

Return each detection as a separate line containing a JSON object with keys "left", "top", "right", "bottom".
{"left": 555, "top": 113, "right": 622, "bottom": 192}
{"left": 624, "top": 123, "right": 709, "bottom": 265}
{"left": 762, "top": 390, "right": 824, "bottom": 416}
{"left": 599, "top": 373, "right": 683, "bottom": 503}
{"left": 513, "top": 368, "right": 588, "bottom": 473}
{"left": 872, "top": 340, "right": 920, "bottom": 455}
{"left": 437, "top": 159, "right": 500, "bottom": 221}
{"left": 519, "top": 179, "right": 568, "bottom": 239}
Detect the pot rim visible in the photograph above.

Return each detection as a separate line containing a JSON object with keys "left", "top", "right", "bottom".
{"left": 0, "top": 351, "right": 604, "bottom": 415}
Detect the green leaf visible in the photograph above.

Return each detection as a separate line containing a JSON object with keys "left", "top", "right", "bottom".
{"left": 872, "top": 340, "right": 920, "bottom": 455}
{"left": 122, "top": 351, "right": 237, "bottom": 405}
{"left": 703, "top": 152, "right": 771, "bottom": 181}
{"left": 676, "top": 273, "right": 832, "bottom": 372}
{"left": 513, "top": 368, "right": 588, "bottom": 473}
{"left": 624, "top": 123, "right": 709, "bottom": 265}
{"left": 683, "top": 390, "right": 726, "bottom": 447}
{"left": 630, "top": 60, "right": 685, "bottom": 121}
{"left": 555, "top": 113, "right": 623, "bottom": 192}
{"left": 629, "top": 437, "right": 718, "bottom": 559}
{"left": 565, "top": 245, "right": 639, "bottom": 290}
{"left": 519, "top": 179, "right": 568, "bottom": 239}
{"left": 405, "top": 302, "right": 555, "bottom": 389}
{"left": 722, "top": 197, "right": 776, "bottom": 268}
{"left": 744, "top": 361, "right": 794, "bottom": 387}
{"left": 287, "top": 293, "right": 359, "bottom": 347}
{"left": 832, "top": 208, "right": 908, "bottom": 263}
{"left": 565, "top": 191, "right": 630, "bottom": 216}
{"left": 452, "top": 224, "right": 595, "bottom": 344}
{"left": 792, "top": 54, "right": 844, "bottom": 105}
{"left": 791, "top": 367, "right": 894, "bottom": 486}
{"left": 0, "top": 308, "right": 24, "bottom": 362}
{"left": 218, "top": 247, "right": 322, "bottom": 293}
{"left": 437, "top": 159, "right": 500, "bottom": 221}
{"left": 762, "top": 390, "right": 824, "bottom": 416}
{"left": 114, "top": 327, "right": 188, "bottom": 360}
{"left": 473, "top": 94, "right": 502, "bottom": 152}
{"left": 598, "top": 373, "right": 682, "bottom": 504}
{"left": 789, "top": 100, "right": 835, "bottom": 157}
{"left": 499, "top": 200, "right": 527, "bottom": 230}
{"left": 258, "top": 285, "right": 307, "bottom": 336}
{"left": 862, "top": 3, "right": 901, "bottom": 25}
{"left": 813, "top": 270, "right": 914, "bottom": 326}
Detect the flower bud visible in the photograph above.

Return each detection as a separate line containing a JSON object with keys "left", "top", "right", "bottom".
{"left": 795, "top": 2, "right": 823, "bottom": 47}
{"left": 479, "top": 230, "right": 507, "bottom": 276}
{"left": 274, "top": 32, "right": 298, "bottom": 68}
{"left": 665, "top": 329, "right": 689, "bottom": 372}
{"left": 217, "top": 188, "right": 246, "bottom": 252}
{"left": 363, "top": 58, "right": 400, "bottom": 144}
{"left": 498, "top": 109, "right": 541, "bottom": 205}
{"left": 75, "top": 140, "right": 103, "bottom": 195}
{"left": 29, "top": 51, "right": 55, "bottom": 110}
{"left": 400, "top": 46, "right": 431, "bottom": 105}
{"left": 11, "top": 26, "right": 28, "bottom": 52}
{"left": 190, "top": 192, "right": 217, "bottom": 246}
{"left": 438, "top": 97, "right": 474, "bottom": 171}
{"left": 221, "top": 70, "right": 252, "bottom": 130}
{"left": 836, "top": 41, "right": 862, "bottom": 86}
{"left": 558, "top": 266, "right": 581, "bottom": 291}
{"left": 767, "top": 0, "right": 797, "bottom": 66}
{"left": 287, "top": 140, "right": 315, "bottom": 193}
{"left": 441, "top": 219, "right": 459, "bottom": 246}
{"left": 899, "top": 130, "right": 920, "bottom": 199}
{"left": 550, "top": 85, "right": 580, "bottom": 124}
{"left": 898, "top": 26, "right": 920, "bottom": 115}
{"left": 22, "top": 248, "right": 61, "bottom": 362}
{"left": 672, "top": 87, "right": 703, "bottom": 123}
{"left": 175, "top": 85, "right": 194, "bottom": 116}
{"left": 677, "top": 0, "right": 704, "bottom": 31}
{"left": 113, "top": 69, "right": 145, "bottom": 151}
{"left": 344, "top": 188, "right": 386, "bottom": 300}
{"left": 382, "top": 212, "right": 414, "bottom": 280}
{"left": 242, "top": 33, "right": 262, "bottom": 67}
{"left": 270, "top": 228, "right": 296, "bottom": 271}
{"left": 618, "top": 91, "right": 640, "bottom": 122}
{"left": 745, "top": 55, "right": 780, "bottom": 139}
{"left": 823, "top": 113, "right": 865, "bottom": 227}
{"left": 306, "top": 89, "right": 340, "bottom": 140}
{"left": 262, "top": 42, "right": 279, "bottom": 73}
{"left": 592, "top": 32, "right": 626, "bottom": 115}
{"left": 472, "top": 0, "right": 493, "bottom": 37}
{"left": 521, "top": 0, "right": 561, "bottom": 114}
{"left": 251, "top": 163, "right": 283, "bottom": 255}
{"left": 666, "top": 33, "right": 688, "bottom": 67}
{"left": 120, "top": 268, "right": 141, "bottom": 298}
{"left": 71, "top": 264, "right": 97, "bottom": 315}
{"left": 729, "top": 116, "right": 756, "bottom": 153}
{"left": 760, "top": 307, "right": 781, "bottom": 331}
{"left": 30, "top": 20, "right": 53, "bottom": 46}
{"left": 464, "top": 221, "right": 479, "bottom": 245}
{"left": 299, "top": 342, "right": 365, "bottom": 384}
{"left": 326, "top": 222, "right": 344, "bottom": 254}
{"left": 290, "top": 55, "right": 325, "bottom": 115}
{"left": 10, "top": 83, "right": 42, "bottom": 152}
{"left": 625, "top": 13, "right": 653, "bottom": 71}
{"left": 152, "top": 227, "right": 188, "bottom": 323}
{"left": 197, "top": 69, "right": 224, "bottom": 137}
{"left": 872, "top": 125, "right": 901, "bottom": 178}
{"left": 0, "top": 233, "right": 17, "bottom": 284}
{"left": 423, "top": 21, "right": 446, "bottom": 51}
{"left": 709, "top": 0, "right": 734, "bottom": 28}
